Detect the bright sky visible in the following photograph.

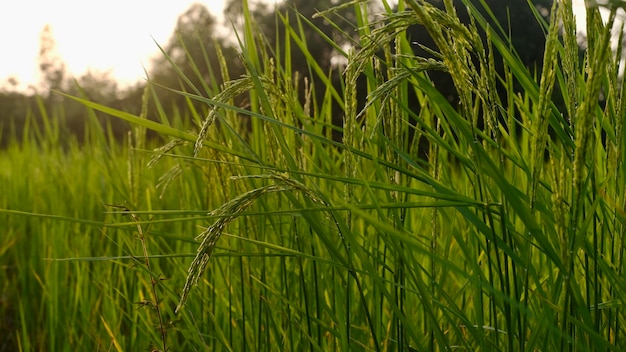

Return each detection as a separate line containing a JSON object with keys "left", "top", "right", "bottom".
{"left": 0, "top": 0, "right": 596, "bottom": 93}
{"left": 0, "top": 0, "right": 227, "bottom": 92}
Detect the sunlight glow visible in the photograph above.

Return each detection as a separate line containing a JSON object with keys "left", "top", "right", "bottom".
{"left": 0, "top": 0, "right": 593, "bottom": 92}
{"left": 1, "top": 0, "right": 225, "bottom": 91}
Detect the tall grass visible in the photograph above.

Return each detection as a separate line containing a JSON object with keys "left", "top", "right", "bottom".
{"left": 4, "top": 0, "right": 626, "bottom": 350}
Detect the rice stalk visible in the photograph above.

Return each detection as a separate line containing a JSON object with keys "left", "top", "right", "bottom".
{"left": 176, "top": 173, "right": 326, "bottom": 313}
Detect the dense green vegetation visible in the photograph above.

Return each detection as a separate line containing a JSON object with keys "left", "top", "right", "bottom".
{"left": 3, "top": 0, "right": 626, "bottom": 350}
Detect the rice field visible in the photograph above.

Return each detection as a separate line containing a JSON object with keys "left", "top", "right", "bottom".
{"left": 3, "top": 0, "right": 626, "bottom": 350}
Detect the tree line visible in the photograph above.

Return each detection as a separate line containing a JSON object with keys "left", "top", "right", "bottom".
{"left": 0, "top": 0, "right": 559, "bottom": 147}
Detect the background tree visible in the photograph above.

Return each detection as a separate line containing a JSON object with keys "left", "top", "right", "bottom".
{"left": 225, "top": 0, "right": 360, "bottom": 73}
{"left": 149, "top": 3, "right": 243, "bottom": 124}
{"left": 406, "top": 0, "right": 555, "bottom": 104}
{"left": 38, "top": 24, "right": 67, "bottom": 95}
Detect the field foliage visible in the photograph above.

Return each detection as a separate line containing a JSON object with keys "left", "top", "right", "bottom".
{"left": 3, "top": 0, "right": 626, "bottom": 350}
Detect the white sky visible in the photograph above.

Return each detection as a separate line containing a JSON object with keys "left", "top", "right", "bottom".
{"left": 0, "top": 0, "right": 227, "bottom": 92}
{"left": 0, "top": 0, "right": 597, "bottom": 93}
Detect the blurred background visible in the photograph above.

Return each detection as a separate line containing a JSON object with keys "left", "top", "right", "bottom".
{"left": 0, "top": 0, "right": 226, "bottom": 92}
{"left": 0, "top": 0, "right": 603, "bottom": 146}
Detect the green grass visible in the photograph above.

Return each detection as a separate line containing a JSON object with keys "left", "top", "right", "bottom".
{"left": 3, "top": 0, "right": 626, "bottom": 350}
